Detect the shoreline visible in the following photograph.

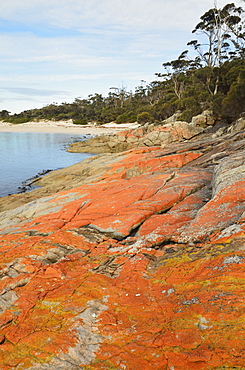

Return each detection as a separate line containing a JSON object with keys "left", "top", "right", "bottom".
{"left": 0, "top": 120, "right": 139, "bottom": 135}
{"left": 0, "top": 120, "right": 139, "bottom": 200}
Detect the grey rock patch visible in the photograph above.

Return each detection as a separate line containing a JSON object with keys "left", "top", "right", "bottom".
{"left": 217, "top": 224, "right": 242, "bottom": 239}
{"left": 0, "top": 192, "right": 82, "bottom": 233}
{"left": 212, "top": 151, "right": 245, "bottom": 196}
{"left": 223, "top": 255, "right": 244, "bottom": 265}
{"left": 182, "top": 297, "right": 199, "bottom": 305}
{"left": 0, "top": 291, "right": 18, "bottom": 314}
{"left": 29, "top": 300, "right": 107, "bottom": 370}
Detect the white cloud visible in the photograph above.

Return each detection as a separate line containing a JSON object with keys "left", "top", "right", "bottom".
{"left": 0, "top": 0, "right": 243, "bottom": 113}
{"left": 0, "top": 87, "right": 67, "bottom": 97}
{"left": 1, "top": 0, "right": 242, "bottom": 31}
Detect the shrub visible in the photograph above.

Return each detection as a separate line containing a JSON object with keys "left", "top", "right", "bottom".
{"left": 177, "top": 97, "right": 202, "bottom": 122}
{"left": 116, "top": 112, "right": 137, "bottom": 123}
{"left": 128, "top": 115, "right": 137, "bottom": 123}
{"left": 137, "top": 112, "right": 154, "bottom": 125}
{"left": 127, "top": 113, "right": 137, "bottom": 122}
{"left": 4, "top": 117, "right": 30, "bottom": 124}
{"left": 177, "top": 109, "right": 195, "bottom": 123}
{"left": 222, "top": 69, "right": 245, "bottom": 120}
{"left": 116, "top": 113, "right": 128, "bottom": 123}
{"left": 73, "top": 117, "right": 88, "bottom": 125}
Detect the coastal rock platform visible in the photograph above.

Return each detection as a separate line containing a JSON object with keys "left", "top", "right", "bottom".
{"left": 0, "top": 128, "right": 245, "bottom": 369}
{"left": 68, "top": 120, "right": 204, "bottom": 154}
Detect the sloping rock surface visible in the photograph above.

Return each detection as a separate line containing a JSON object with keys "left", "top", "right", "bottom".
{"left": 68, "top": 120, "right": 204, "bottom": 153}
{"left": 0, "top": 130, "right": 245, "bottom": 369}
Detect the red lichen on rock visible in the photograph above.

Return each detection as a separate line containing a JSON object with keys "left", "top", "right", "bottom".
{"left": 0, "top": 132, "right": 244, "bottom": 369}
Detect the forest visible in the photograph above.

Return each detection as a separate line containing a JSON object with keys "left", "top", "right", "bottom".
{"left": 1, "top": 2, "right": 244, "bottom": 125}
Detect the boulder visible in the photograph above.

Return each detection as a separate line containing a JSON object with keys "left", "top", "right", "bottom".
{"left": 229, "top": 116, "right": 245, "bottom": 132}
{"left": 162, "top": 110, "right": 182, "bottom": 123}
{"left": 191, "top": 109, "right": 216, "bottom": 127}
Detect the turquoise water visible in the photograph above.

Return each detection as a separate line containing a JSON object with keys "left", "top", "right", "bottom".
{"left": 0, "top": 132, "right": 93, "bottom": 197}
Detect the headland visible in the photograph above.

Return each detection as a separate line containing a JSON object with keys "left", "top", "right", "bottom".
{"left": 0, "top": 112, "right": 244, "bottom": 369}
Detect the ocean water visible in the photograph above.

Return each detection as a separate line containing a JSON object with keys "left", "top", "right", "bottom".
{"left": 0, "top": 132, "right": 93, "bottom": 197}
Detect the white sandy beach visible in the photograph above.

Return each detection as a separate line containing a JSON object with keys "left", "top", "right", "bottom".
{"left": 0, "top": 120, "right": 139, "bottom": 135}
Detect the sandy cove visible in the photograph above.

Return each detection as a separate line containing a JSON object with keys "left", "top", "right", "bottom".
{"left": 0, "top": 120, "right": 139, "bottom": 135}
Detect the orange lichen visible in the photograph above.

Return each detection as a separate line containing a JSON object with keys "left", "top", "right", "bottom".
{"left": 0, "top": 136, "right": 244, "bottom": 369}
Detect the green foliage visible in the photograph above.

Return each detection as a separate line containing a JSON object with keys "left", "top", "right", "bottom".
{"left": 116, "top": 113, "right": 129, "bottom": 123}
{"left": 100, "top": 108, "right": 117, "bottom": 123}
{"left": 73, "top": 117, "right": 88, "bottom": 125}
{"left": 129, "top": 115, "right": 137, "bottom": 123}
{"left": 177, "top": 109, "right": 195, "bottom": 123}
{"left": 116, "top": 111, "right": 137, "bottom": 123}
{"left": 177, "top": 97, "right": 202, "bottom": 122}
{"left": 222, "top": 68, "right": 245, "bottom": 119}
{"left": 0, "top": 110, "right": 10, "bottom": 118}
{"left": 4, "top": 116, "right": 31, "bottom": 124}
{"left": 212, "top": 92, "right": 226, "bottom": 115}
{"left": 137, "top": 112, "right": 154, "bottom": 125}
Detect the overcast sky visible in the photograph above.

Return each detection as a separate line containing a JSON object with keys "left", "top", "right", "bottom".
{"left": 0, "top": 0, "right": 243, "bottom": 113}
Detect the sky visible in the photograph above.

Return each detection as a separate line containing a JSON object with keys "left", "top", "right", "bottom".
{"left": 0, "top": 0, "right": 243, "bottom": 114}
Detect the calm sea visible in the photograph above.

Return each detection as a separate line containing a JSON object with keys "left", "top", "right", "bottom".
{"left": 0, "top": 132, "right": 93, "bottom": 197}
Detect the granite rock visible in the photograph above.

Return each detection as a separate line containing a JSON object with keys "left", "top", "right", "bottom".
{"left": 191, "top": 109, "right": 216, "bottom": 127}
{"left": 0, "top": 129, "right": 244, "bottom": 369}
{"left": 68, "top": 120, "right": 204, "bottom": 154}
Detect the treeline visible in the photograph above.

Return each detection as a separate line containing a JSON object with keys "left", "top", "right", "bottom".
{"left": 1, "top": 3, "right": 245, "bottom": 125}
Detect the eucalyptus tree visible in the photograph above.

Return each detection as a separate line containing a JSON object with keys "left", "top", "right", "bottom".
{"left": 187, "top": 2, "right": 244, "bottom": 95}
{"left": 161, "top": 50, "right": 199, "bottom": 99}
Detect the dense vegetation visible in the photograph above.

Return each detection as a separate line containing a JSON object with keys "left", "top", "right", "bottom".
{"left": 1, "top": 3, "right": 244, "bottom": 125}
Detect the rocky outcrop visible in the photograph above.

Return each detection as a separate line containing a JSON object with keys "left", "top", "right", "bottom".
{"left": 0, "top": 129, "right": 245, "bottom": 369}
{"left": 228, "top": 115, "right": 245, "bottom": 133}
{"left": 190, "top": 109, "right": 216, "bottom": 127}
{"left": 68, "top": 120, "right": 204, "bottom": 154}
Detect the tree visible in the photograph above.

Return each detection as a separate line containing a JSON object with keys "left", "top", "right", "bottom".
{"left": 0, "top": 110, "right": 10, "bottom": 117}
{"left": 187, "top": 2, "right": 244, "bottom": 94}
{"left": 222, "top": 66, "right": 245, "bottom": 119}
{"left": 161, "top": 51, "right": 198, "bottom": 99}
{"left": 3, "top": 4, "right": 244, "bottom": 126}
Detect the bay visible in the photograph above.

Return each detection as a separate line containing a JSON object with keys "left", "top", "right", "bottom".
{"left": 0, "top": 132, "right": 93, "bottom": 198}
